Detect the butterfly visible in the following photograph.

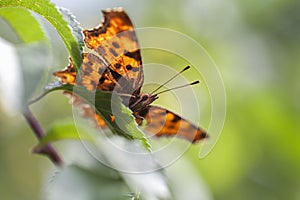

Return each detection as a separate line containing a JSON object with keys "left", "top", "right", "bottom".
{"left": 54, "top": 8, "right": 208, "bottom": 143}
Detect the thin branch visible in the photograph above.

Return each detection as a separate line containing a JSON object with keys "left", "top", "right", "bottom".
{"left": 23, "top": 107, "right": 63, "bottom": 167}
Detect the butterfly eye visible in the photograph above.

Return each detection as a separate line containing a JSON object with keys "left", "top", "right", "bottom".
{"left": 142, "top": 95, "right": 148, "bottom": 101}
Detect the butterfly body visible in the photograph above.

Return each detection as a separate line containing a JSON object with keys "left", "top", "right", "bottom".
{"left": 54, "top": 8, "right": 208, "bottom": 143}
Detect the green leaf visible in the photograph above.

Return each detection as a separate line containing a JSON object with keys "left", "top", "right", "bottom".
{"left": 0, "top": 0, "right": 83, "bottom": 71}
{"left": 37, "top": 82, "right": 151, "bottom": 150}
{"left": 58, "top": 7, "right": 84, "bottom": 50}
{"left": 0, "top": 7, "right": 47, "bottom": 43}
{"left": 39, "top": 119, "right": 96, "bottom": 146}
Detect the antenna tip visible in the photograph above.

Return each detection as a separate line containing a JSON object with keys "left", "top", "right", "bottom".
{"left": 181, "top": 65, "right": 190, "bottom": 72}
{"left": 191, "top": 80, "right": 200, "bottom": 85}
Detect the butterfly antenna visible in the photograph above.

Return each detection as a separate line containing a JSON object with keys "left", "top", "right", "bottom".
{"left": 117, "top": 93, "right": 135, "bottom": 98}
{"left": 155, "top": 80, "right": 200, "bottom": 95}
{"left": 150, "top": 66, "right": 191, "bottom": 94}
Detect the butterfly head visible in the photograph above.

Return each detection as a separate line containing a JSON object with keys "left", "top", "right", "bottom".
{"left": 129, "top": 93, "right": 158, "bottom": 112}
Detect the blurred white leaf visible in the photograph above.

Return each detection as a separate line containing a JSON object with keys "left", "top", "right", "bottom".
{"left": 45, "top": 164, "right": 130, "bottom": 200}
{"left": 44, "top": 133, "right": 172, "bottom": 200}
{"left": 17, "top": 42, "right": 50, "bottom": 107}
{"left": 99, "top": 137, "right": 171, "bottom": 200}
{"left": 0, "top": 37, "right": 23, "bottom": 115}
{"left": 0, "top": 37, "right": 50, "bottom": 115}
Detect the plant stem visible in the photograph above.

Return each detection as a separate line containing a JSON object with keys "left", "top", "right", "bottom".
{"left": 23, "top": 107, "right": 63, "bottom": 167}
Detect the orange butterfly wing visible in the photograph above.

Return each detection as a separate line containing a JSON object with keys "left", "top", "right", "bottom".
{"left": 83, "top": 9, "right": 144, "bottom": 95}
{"left": 54, "top": 9, "right": 143, "bottom": 128}
{"left": 138, "top": 106, "right": 208, "bottom": 143}
{"left": 55, "top": 9, "right": 144, "bottom": 94}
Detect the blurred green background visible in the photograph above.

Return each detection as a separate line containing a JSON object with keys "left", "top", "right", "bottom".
{"left": 1, "top": 0, "right": 300, "bottom": 199}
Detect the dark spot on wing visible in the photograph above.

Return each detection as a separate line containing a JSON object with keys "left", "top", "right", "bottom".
{"left": 97, "top": 46, "right": 106, "bottom": 55}
{"left": 124, "top": 50, "right": 141, "bottom": 61}
{"left": 114, "top": 63, "right": 121, "bottom": 69}
{"left": 131, "top": 67, "right": 139, "bottom": 72}
{"left": 109, "top": 48, "right": 118, "bottom": 57}
{"left": 99, "top": 76, "right": 105, "bottom": 84}
{"left": 89, "top": 31, "right": 99, "bottom": 37}
{"left": 110, "top": 69, "right": 122, "bottom": 80}
{"left": 157, "top": 111, "right": 166, "bottom": 116}
{"left": 83, "top": 66, "right": 93, "bottom": 75}
{"left": 86, "top": 66, "right": 93, "bottom": 73}
{"left": 112, "top": 41, "right": 120, "bottom": 48}
{"left": 126, "top": 64, "right": 133, "bottom": 70}
{"left": 171, "top": 115, "right": 181, "bottom": 123}
{"left": 90, "top": 80, "right": 97, "bottom": 88}
{"left": 84, "top": 70, "right": 91, "bottom": 76}
{"left": 98, "top": 67, "right": 105, "bottom": 75}
{"left": 168, "top": 124, "right": 175, "bottom": 129}
{"left": 86, "top": 61, "right": 93, "bottom": 67}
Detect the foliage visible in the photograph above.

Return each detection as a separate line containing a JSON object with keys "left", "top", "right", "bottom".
{"left": 0, "top": 1, "right": 164, "bottom": 199}
{"left": 37, "top": 83, "right": 151, "bottom": 149}
{"left": 0, "top": 0, "right": 82, "bottom": 70}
